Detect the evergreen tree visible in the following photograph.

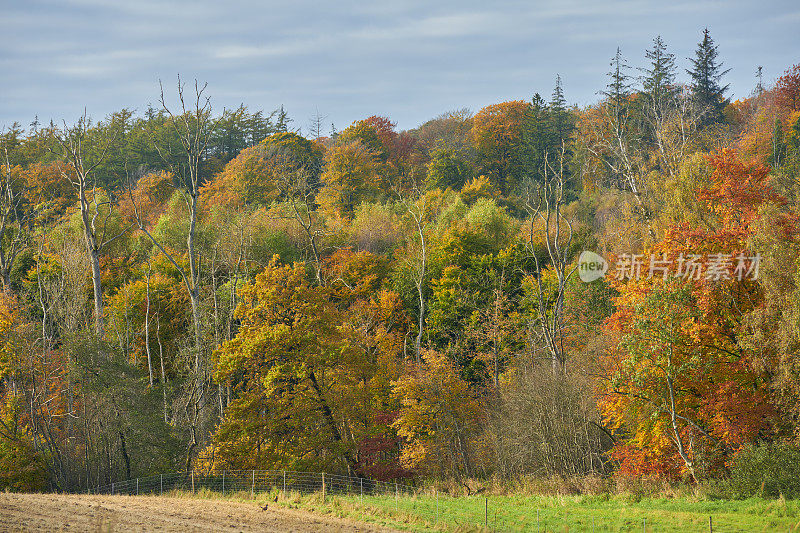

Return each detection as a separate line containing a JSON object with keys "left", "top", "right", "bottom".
{"left": 640, "top": 36, "right": 677, "bottom": 112}
{"left": 550, "top": 75, "right": 566, "bottom": 111}
{"left": 601, "top": 47, "right": 632, "bottom": 122}
{"left": 519, "top": 77, "right": 576, "bottom": 195}
{"left": 549, "top": 75, "right": 574, "bottom": 147}
{"left": 275, "top": 105, "right": 292, "bottom": 133}
{"left": 687, "top": 28, "right": 730, "bottom": 123}
{"left": 521, "top": 93, "right": 551, "bottom": 182}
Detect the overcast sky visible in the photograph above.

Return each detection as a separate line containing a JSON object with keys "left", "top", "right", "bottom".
{"left": 1, "top": 0, "right": 798, "bottom": 133}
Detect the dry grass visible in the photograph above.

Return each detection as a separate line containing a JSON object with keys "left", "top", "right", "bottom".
{"left": 0, "top": 491, "right": 399, "bottom": 532}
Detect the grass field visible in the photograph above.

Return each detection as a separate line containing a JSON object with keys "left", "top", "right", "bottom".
{"left": 231, "top": 489, "right": 800, "bottom": 532}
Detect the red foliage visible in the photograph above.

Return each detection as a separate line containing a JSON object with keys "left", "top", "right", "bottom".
{"left": 363, "top": 116, "right": 398, "bottom": 158}
{"left": 355, "top": 410, "right": 412, "bottom": 481}
{"left": 599, "top": 148, "right": 785, "bottom": 481}
{"left": 775, "top": 64, "right": 800, "bottom": 112}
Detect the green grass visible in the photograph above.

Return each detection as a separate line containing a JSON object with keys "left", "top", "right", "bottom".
{"left": 332, "top": 492, "right": 800, "bottom": 532}
{"left": 168, "top": 488, "right": 800, "bottom": 532}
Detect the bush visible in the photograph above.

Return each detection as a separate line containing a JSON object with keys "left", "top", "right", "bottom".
{"left": 726, "top": 442, "right": 800, "bottom": 498}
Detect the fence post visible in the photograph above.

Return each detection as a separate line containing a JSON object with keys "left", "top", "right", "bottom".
{"left": 160, "top": 474, "right": 163, "bottom": 496}
{"left": 111, "top": 482, "right": 114, "bottom": 495}
{"left": 136, "top": 478, "right": 139, "bottom": 496}
{"left": 322, "top": 472, "right": 326, "bottom": 503}
{"left": 191, "top": 470, "right": 195, "bottom": 494}
{"left": 643, "top": 517, "right": 646, "bottom": 532}
{"left": 485, "top": 497, "right": 488, "bottom": 527}
{"left": 283, "top": 470, "right": 286, "bottom": 499}
{"left": 436, "top": 490, "right": 438, "bottom": 522}
{"left": 360, "top": 478, "right": 363, "bottom": 504}
{"left": 709, "top": 516, "right": 713, "bottom": 533}
{"left": 251, "top": 470, "right": 255, "bottom": 499}
{"left": 222, "top": 471, "right": 226, "bottom": 496}
{"left": 395, "top": 482, "right": 398, "bottom": 511}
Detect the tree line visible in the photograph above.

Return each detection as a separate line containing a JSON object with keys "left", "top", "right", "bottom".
{"left": 0, "top": 31, "right": 799, "bottom": 492}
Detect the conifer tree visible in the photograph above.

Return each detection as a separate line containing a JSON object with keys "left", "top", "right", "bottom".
{"left": 687, "top": 28, "right": 730, "bottom": 123}
{"left": 756, "top": 65, "right": 764, "bottom": 97}
{"left": 640, "top": 36, "right": 677, "bottom": 113}
{"left": 549, "top": 75, "right": 574, "bottom": 148}
{"left": 521, "top": 93, "right": 550, "bottom": 182}
{"left": 602, "top": 47, "right": 632, "bottom": 122}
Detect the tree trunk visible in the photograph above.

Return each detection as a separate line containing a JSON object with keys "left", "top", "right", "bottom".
{"left": 145, "top": 263, "right": 153, "bottom": 386}
{"left": 308, "top": 370, "right": 358, "bottom": 472}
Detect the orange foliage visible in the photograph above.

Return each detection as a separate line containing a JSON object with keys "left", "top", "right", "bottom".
{"left": 119, "top": 171, "right": 174, "bottom": 227}
{"left": 599, "top": 149, "right": 782, "bottom": 481}
{"left": 22, "top": 161, "right": 78, "bottom": 221}
{"left": 775, "top": 64, "right": 800, "bottom": 112}
{"left": 201, "top": 145, "right": 280, "bottom": 209}
{"left": 471, "top": 100, "right": 530, "bottom": 191}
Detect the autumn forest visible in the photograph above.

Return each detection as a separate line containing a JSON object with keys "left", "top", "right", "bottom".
{"left": 1, "top": 31, "right": 800, "bottom": 497}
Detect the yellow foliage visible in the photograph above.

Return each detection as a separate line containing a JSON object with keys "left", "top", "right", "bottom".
{"left": 392, "top": 350, "right": 487, "bottom": 477}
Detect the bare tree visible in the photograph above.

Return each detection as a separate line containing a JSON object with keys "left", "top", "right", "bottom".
{"left": 52, "top": 113, "right": 130, "bottom": 336}
{"left": 307, "top": 108, "right": 328, "bottom": 141}
{"left": 128, "top": 76, "right": 216, "bottom": 472}
{"left": 273, "top": 157, "right": 326, "bottom": 285}
{"left": 524, "top": 145, "right": 577, "bottom": 372}
{"left": 648, "top": 87, "right": 707, "bottom": 181}
{"left": 133, "top": 77, "right": 215, "bottom": 372}
{"left": 583, "top": 100, "right": 648, "bottom": 208}
{"left": 397, "top": 181, "right": 430, "bottom": 366}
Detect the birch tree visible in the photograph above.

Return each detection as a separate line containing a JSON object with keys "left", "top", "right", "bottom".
{"left": 52, "top": 113, "right": 128, "bottom": 337}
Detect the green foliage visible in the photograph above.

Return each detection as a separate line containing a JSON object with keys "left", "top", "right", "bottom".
{"left": 687, "top": 28, "right": 730, "bottom": 123}
{"left": 726, "top": 443, "right": 800, "bottom": 498}
{"left": 68, "top": 333, "right": 184, "bottom": 478}
{"left": 5, "top": 52, "right": 800, "bottom": 495}
{"left": 641, "top": 35, "right": 678, "bottom": 108}
{"left": 425, "top": 148, "right": 472, "bottom": 190}
{"left": 0, "top": 396, "right": 48, "bottom": 492}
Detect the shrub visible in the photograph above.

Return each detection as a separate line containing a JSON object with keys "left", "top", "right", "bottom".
{"left": 726, "top": 442, "right": 800, "bottom": 498}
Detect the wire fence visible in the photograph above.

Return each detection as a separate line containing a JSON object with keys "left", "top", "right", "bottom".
{"left": 89, "top": 472, "right": 746, "bottom": 532}
{"left": 91, "top": 470, "right": 417, "bottom": 500}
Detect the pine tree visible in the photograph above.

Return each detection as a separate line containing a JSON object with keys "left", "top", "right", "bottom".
{"left": 550, "top": 75, "right": 566, "bottom": 111}
{"left": 686, "top": 28, "right": 730, "bottom": 122}
{"left": 641, "top": 36, "right": 677, "bottom": 110}
{"left": 602, "top": 47, "right": 632, "bottom": 122}
{"left": 549, "top": 75, "right": 573, "bottom": 147}
{"left": 274, "top": 105, "right": 291, "bottom": 133}
{"left": 521, "top": 93, "right": 550, "bottom": 182}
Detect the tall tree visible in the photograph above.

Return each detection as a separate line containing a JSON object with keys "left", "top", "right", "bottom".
{"left": 602, "top": 48, "right": 633, "bottom": 123}
{"left": 523, "top": 145, "right": 576, "bottom": 372}
{"left": 52, "top": 114, "right": 128, "bottom": 337}
{"left": 129, "top": 78, "right": 216, "bottom": 472}
{"left": 686, "top": 28, "right": 730, "bottom": 123}
{"left": 549, "top": 75, "right": 575, "bottom": 151}
{"left": 472, "top": 100, "right": 530, "bottom": 193}
{"left": 640, "top": 36, "right": 678, "bottom": 123}
{"left": 0, "top": 136, "right": 36, "bottom": 290}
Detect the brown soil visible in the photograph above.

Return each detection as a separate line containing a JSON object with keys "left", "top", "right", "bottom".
{"left": 0, "top": 492, "right": 399, "bottom": 532}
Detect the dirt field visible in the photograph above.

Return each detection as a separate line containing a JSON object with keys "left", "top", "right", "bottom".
{"left": 0, "top": 492, "right": 399, "bottom": 532}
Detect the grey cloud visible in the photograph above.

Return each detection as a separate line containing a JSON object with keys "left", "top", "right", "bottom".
{"left": 1, "top": 0, "right": 798, "bottom": 131}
